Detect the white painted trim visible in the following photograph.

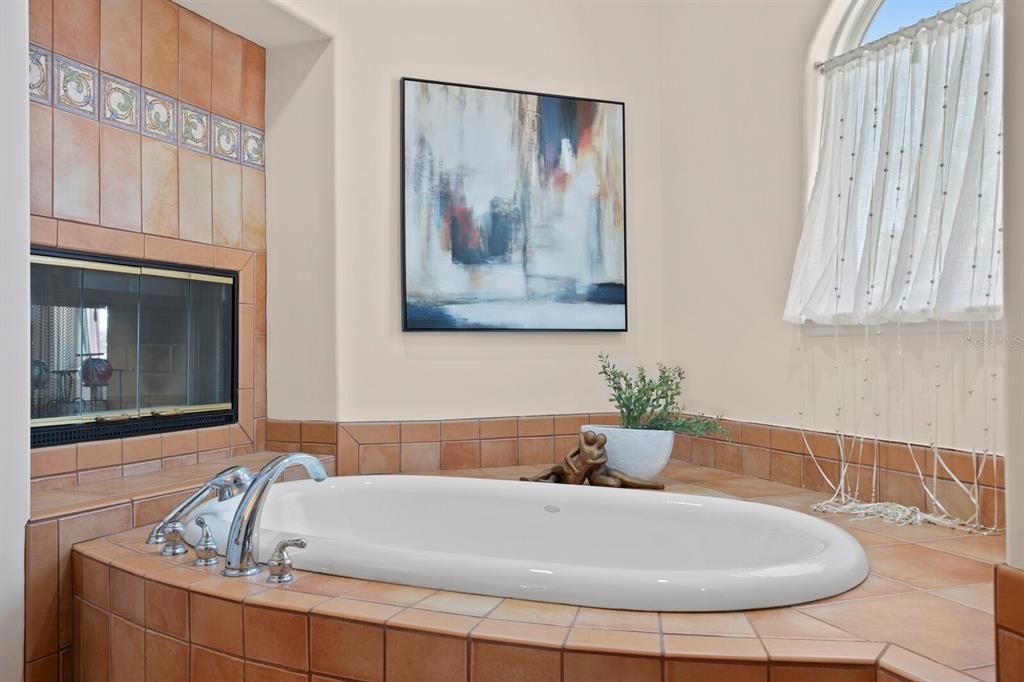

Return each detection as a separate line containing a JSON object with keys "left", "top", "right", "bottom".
{"left": 1003, "top": 0, "right": 1023, "bottom": 570}
{"left": 0, "top": 0, "right": 31, "bottom": 678}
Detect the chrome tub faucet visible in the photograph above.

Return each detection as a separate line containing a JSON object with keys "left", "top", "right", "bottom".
{"left": 147, "top": 465, "right": 256, "bottom": 545}
{"left": 222, "top": 453, "right": 327, "bottom": 578}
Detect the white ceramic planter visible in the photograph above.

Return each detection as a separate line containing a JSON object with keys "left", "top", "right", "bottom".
{"left": 582, "top": 425, "right": 674, "bottom": 480}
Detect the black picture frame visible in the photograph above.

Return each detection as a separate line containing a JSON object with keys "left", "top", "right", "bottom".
{"left": 400, "top": 77, "right": 628, "bottom": 332}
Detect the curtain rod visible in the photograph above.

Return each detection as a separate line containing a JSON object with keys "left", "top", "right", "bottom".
{"left": 814, "top": 0, "right": 999, "bottom": 75}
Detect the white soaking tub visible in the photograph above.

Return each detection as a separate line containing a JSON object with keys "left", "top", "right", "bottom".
{"left": 187, "top": 475, "right": 869, "bottom": 611}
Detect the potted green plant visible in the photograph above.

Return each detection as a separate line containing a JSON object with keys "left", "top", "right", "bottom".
{"left": 585, "top": 353, "right": 725, "bottom": 479}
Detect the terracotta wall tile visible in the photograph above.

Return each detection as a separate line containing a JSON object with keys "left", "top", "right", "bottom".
{"left": 803, "top": 456, "right": 839, "bottom": 493}
{"left": 100, "top": 0, "right": 141, "bottom": 81}
{"left": 141, "top": 137, "right": 178, "bottom": 236}
{"left": 30, "top": 0, "right": 53, "bottom": 48}
{"left": 145, "top": 629, "right": 188, "bottom": 682}
{"left": 141, "top": 0, "right": 177, "bottom": 96}
{"left": 481, "top": 439, "right": 517, "bottom": 468}
{"left": 146, "top": 580, "right": 189, "bottom": 639}
{"left": 401, "top": 442, "right": 441, "bottom": 472}
{"left": 53, "top": 110, "right": 99, "bottom": 224}
{"left": 554, "top": 414, "right": 590, "bottom": 435}
{"left": 133, "top": 491, "right": 184, "bottom": 526}
{"left": 76, "top": 439, "right": 122, "bottom": 470}
{"left": 122, "top": 434, "right": 161, "bottom": 463}
{"left": 191, "top": 593, "right": 244, "bottom": 657}
{"left": 671, "top": 434, "right": 692, "bottom": 462}
{"left": 144, "top": 234, "right": 215, "bottom": 267}
{"left": 178, "top": 148, "right": 213, "bottom": 243}
{"left": 741, "top": 446, "right": 771, "bottom": 480}
{"left": 238, "top": 389, "right": 255, "bottom": 442}
{"left": 442, "top": 441, "right": 481, "bottom": 469}
{"left": 401, "top": 421, "right": 441, "bottom": 443}
{"left": 740, "top": 422, "right": 772, "bottom": 448}
{"left": 74, "top": 554, "right": 109, "bottom": 608}
{"left": 32, "top": 445, "right": 77, "bottom": 478}
{"left": 109, "top": 615, "right": 145, "bottom": 682}
{"left": 30, "top": 102, "right": 53, "bottom": 217}
{"left": 771, "top": 451, "right": 803, "bottom": 487}
{"left": 337, "top": 427, "right": 358, "bottom": 475}
{"left": 178, "top": 8, "right": 212, "bottom": 109}
{"left": 243, "top": 605, "right": 309, "bottom": 670}
{"left": 77, "top": 464, "right": 122, "bottom": 484}
{"left": 519, "top": 416, "right": 554, "bottom": 437}
{"left": 771, "top": 427, "right": 808, "bottom": 455}
{"left": 997, "top": 565, "right": 1024, "bottom": 635}
{"left": 58, "top": 220, "right": 144, "bottom": 258}
{"left": 197, "top": 425, "right": 229, "bottom": 452}
{"left": 58, "top": 504, "right": 132, "bottom": 646}
{"left": 255, "top": 335, "right": 267, "bottom": 418}
{"left": 666, "top": 661, "right": 767, "bottom": 682}
{"left": 25, "top": 521, "right": 59, "bottom": 661}
{"left": 267, "top": 420, "right": 301, "bottom": 442}
{"left": 162, "top": 429, "right": 198, "bottom": 457}
{"left": 31, "top": 215, "right": 58, "bottom": 247}
{"left": 999, "top": 628, "right": 1024, "bottom": 681}
{"left": 359, "top": 444, "right": 400, "bottom": 474}
{"left": 241, "top": 40, "right": 265, "bottom": 128}
{"left": 53, "top": 0, "right": 99, "bottom": 65}
{"left": 191, "top": 645, "right": 244, "bottom": 682}
{"left": 239, "top": 304, "right": 254, "bottom": 389}
{"left": 471, "top": 641, "right": 561, "bottom": 682}
{"left": 518, "top": 437, "right": 554, "bottom": 465}
{"left": 441, "top": 419, "right": 479, "bottom": 441}
{"left": 99, "top": 124, "right": 142, "bottom": 231}
{"left": 213, "top": 158, "right": 242, "bottom": 247}
{"left": 211, "top": 25, "right": 243, "bottom": 120}
{"left": 691, "top": 438, "right": 715, "bottom": 467}
{"left": 715, "top": 442, "right": 742, "bottom": 473}
{"left": 386, "top": 629, "right": 467, "bottom": 682}
{"left": 79, "top": 598, "right": 110, "bottom": 680}
{"left": 238, "top": 257, "right": 254, "bottom": 303}
{"left": 554, "top": 435, "right": 578, "bottom": 457}
{"left": 25, "top": 654, "right": 59, "bottom": 682}
{"left": 254, "top": 253, "right": 267, "bottom": 333}
{"left": 242, "top": 167, "right": 266, "bottom": 251}
{"left": 563, "top": 651, "right": 661, "bottom": 682}
{"left": 310, "top": 615, "right": 384, "bottom": 682}
{"left": 109, "top": 567, "right": 145, "bottom": 625}
{"left": 345, "top": 423, "right": 401, "bottom": 444}
{"left": 301, "top": 421, "right": 337, "bottom": 444}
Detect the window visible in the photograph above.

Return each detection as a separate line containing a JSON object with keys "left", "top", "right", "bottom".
{"left": 786, "top": 0, "right": 1003, "bottom": 325}
{"left": 862, "top": 0, "right": 960, "bottom": 44}
{"left": 30, "top": 248, "right": 237, "bottom": 447}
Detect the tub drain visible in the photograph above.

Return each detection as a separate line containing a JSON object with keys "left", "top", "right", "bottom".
{"left": 544, "top": 505, "right": 560, "bottom": 513}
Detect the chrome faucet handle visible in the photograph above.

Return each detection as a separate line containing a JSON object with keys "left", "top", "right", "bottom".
{"left": 193, "top": 516, "right": 219, "bottom": 567}
{"left": 266, "top": 538, "right": 307, "bottom": 584}
{"left": 160, "top": 521, "right": 188, "bottom": 557}
{"left": 147, "top": 465, "right": 255, "bottom": 544}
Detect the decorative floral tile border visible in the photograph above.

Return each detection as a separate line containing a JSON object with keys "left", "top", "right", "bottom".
{"left": 142, "top": 88, "right": 177, "bottom": 143}
{"left": 100, "top": 73, "right": 140, "bottom": 132}
{"left": 29, "top": 44, "right": 51, "bottom": 105}
{"left": 28, "top": 44, "right": 264, "bottom": 165}
{"left": 53, "top": 53, "right": 98, "bottom": 119}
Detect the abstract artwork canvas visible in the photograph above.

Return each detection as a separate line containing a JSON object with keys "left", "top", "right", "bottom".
{"left": 402, "top": 78, "right": 627, "bottom": 331}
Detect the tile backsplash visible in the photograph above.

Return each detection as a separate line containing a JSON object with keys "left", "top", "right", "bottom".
{"left": 28, "top": 0, "right": 267, "bottom": 480}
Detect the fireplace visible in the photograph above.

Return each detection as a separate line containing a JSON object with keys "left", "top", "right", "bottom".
{"left": 30, "top": 248, "right": 237, "bottom": 447}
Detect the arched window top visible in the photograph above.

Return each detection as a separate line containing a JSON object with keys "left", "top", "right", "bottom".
{"left": 862, "top": 0, "right": 962, "bottom": 44}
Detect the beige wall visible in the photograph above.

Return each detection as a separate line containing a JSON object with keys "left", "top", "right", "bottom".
{"left": 2, "top": 0, "right": 31, "bottom": 676}
{"left": 269, "top": 0, "right": 668, "bottom": 421}
{"left": 267, "top": 0, "right": 1007, "bottom": 457}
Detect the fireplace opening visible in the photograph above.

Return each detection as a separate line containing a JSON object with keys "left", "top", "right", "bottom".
{"left": 30, "top": 247, "right": 237, "bottom": 448}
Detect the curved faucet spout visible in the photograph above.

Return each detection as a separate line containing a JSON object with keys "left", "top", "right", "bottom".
{"left": 146, "top": 465, "right": 255, "bottom": 544}
{"left": 221, "top": 453, "right": 327, "bottom": 577}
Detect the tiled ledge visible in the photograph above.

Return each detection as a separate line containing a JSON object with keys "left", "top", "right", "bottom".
{"left": 267, "top": 414, "right": 1007, "bottom": 527}
{"left": 69, "top": 522, "right": 986, "bottom": 682}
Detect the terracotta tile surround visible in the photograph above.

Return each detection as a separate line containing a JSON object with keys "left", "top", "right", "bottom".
{"left": 28, "top": 0, "right": 268, "bottom": 488}
{"left": 56, "top": 456, "right": 1006, "bottom": 682}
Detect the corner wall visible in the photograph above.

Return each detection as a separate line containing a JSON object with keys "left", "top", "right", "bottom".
{"left": 1, "top": 0, "right": 31, "bottom": 677}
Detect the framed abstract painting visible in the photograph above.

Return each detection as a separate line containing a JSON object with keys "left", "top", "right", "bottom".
{"left": 401, "top": 78, "right": 627, "bottom": 331}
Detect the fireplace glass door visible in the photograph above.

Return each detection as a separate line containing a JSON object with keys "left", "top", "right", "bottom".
{"left": 30, "top": 250, "right": 236, "bottom": 446}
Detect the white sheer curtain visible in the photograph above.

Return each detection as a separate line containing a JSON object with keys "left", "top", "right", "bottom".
{"left": 785, "top": 0, "right": 1003, "bottom": 325}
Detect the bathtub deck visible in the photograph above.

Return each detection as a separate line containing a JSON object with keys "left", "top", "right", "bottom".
{"left": 56, "top": 453, "right": 1001, "bottom": 681}
{"left": 426, "top": 460, "right": 1002, "bottom": 680}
